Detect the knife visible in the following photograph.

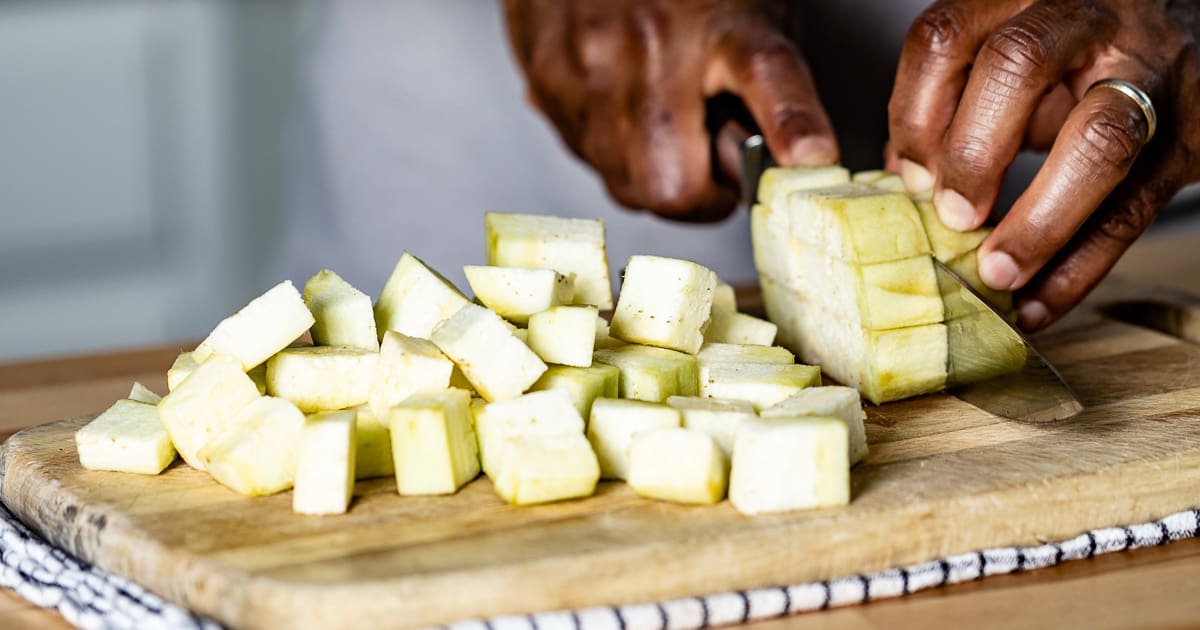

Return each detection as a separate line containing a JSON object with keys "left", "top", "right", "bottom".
{"left": 737, "top": 133, "right": 774, "bottom": 206}
{"left": 734, "top": 132, "right": 1083, "bottom": 423}
{"left": 933, "top": 259, "right": 1083, "bottom": 424}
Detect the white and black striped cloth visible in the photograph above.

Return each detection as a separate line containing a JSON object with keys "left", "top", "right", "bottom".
{"left": 0, "top": 504, "right": 218, "bottom": 630}
{"left": 2, "top": 503, "right": 1196, "bottom": 630}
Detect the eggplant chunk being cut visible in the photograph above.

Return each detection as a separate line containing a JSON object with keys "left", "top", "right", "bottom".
{"left": 752, "top": 168, "right": 1023, "bottom": 403}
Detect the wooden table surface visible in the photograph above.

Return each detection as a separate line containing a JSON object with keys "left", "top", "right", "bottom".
{"left": 2, "top": 229, "right": 1199, "bottom": 629}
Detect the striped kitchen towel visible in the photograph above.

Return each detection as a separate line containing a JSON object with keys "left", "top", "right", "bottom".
{"left": 1, "top": 502, "right": 1196, "bottom": 630}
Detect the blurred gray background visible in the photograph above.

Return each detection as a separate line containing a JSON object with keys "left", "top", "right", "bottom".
{"left": 2, "top": 1, "right": 1197, "bottom": 363}
{"left": 0, "top": 1, "right": 301, "bottom": 361}
{"left": 0, "top": 1, "right": 765, "bottom": 363}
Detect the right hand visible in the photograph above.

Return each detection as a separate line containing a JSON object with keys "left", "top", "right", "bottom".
{"left": 886, "top": 0, "right": 1200, "bottom": 330}
{"left": 502, "top": 0, "right": 839, "bottom": 221}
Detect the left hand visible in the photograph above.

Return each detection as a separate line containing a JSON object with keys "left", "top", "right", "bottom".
{"left": 887, "top": 0, "right": 1200, "bottom": 330}
{"left": 502, "top": 0, "right": 838, "bottom": 222}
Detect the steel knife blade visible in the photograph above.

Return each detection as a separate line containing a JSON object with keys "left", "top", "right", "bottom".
{"left": 934, "top": 259, "right": 1083, "bottom": 423}
{"left": 738, "top": 133, "right": 774, "bottom": 206}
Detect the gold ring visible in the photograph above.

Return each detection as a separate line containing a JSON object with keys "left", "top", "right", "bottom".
{"left": 1087, "top": 79, "right": 1157, "bottom": 143}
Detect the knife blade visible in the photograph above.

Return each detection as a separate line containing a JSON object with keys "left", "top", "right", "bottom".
{"left": 738, "top": 133, "right": 774, "bottom": 206}
{"left": 934, "top": 259, "right": 1082, "bottom": 423}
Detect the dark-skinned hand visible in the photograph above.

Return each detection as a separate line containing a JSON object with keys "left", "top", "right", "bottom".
{"left": 502, "top": 0, "right": 839, "bottom": 222}
{"left": 888, "top": 0, "right": 1200, "bottom": 330}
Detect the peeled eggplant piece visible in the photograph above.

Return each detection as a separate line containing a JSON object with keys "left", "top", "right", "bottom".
{"left": 758, "top": 276, "right": 949, "bottom": 404}
{"left": 913, "top": 196, "right": 991, "bottom": 263}
{"left": 756, "top": 165, "right": 851, "bottom": 210}
{"left": 785, "top": 184, "right": 933, "bottom": 265}
{"left": 750, "top": 165, "right": 1022, "bottom": 403}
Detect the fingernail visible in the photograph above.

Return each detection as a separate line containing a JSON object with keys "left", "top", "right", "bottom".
{"left": 1018, "top": 300, "right": 1051, "bottom": 331}
{"left": 979, "top": 250, "right": 1020, "bottom": 291}
{"left": 900, "top": 159, "right": 934, "bottom": 193}
{"left": 788, "top": 137, "right": 839, "bottom": 167}
{"left": 933, "top": 188, "right": 977, "bottom": 232}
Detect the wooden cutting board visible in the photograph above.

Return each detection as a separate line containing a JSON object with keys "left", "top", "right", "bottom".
{"left": 2, "top": 280, "right": 1199, "bottom": 630}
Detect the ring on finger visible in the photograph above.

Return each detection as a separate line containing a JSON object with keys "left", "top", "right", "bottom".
{"left": 1086, "top": 79, "right": 1157, "bottom": 143}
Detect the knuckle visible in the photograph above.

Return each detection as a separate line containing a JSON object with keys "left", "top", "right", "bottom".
{"left": 1094, "top": 202, "right": 1152, "bottom": 244}
{"left": 886, "top": 108, "right": 936, "bottom": 145}
{"left": 739, "top": 37, "right": 802, "bottom": 82}
{"left": 1093, "top": 179, "right": 1173, "bottom": 246}
{"left": 978, "top": 25, "right": 1051, "bottom": 89}
{"left": 1076, "top": 107, "right": 1143, "bottom": 173}
{"left": 770, "top": 102, "right": 822, "bottom": 137}
{"left": 572, "top": 18, "right": 627, "bottom": 81}
{"left": 944, "top": 133, "right": 994, "bottom": 177}
{"left": 1037, "top": 266, "right": 1091, "bottom": 315}
{"left": 572, "top": 34, "right": 613, "bottom": 77}
{"left": 907, "top": 2, "right": 969, "bottom": 57}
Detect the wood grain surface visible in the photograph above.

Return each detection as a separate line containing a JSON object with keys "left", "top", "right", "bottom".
{"left": 0, "top": 229, "right": 1197, "bottom": 630}
{"left": 2, "top": 276, "right": 1199, "bottom": 630}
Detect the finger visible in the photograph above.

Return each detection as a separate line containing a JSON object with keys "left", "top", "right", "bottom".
{"left": 578, "top": 108, "right": 632, "bottom": 199}
{"left": 519, "top": 6, "right": 589, "bottom": 156}
{"left": 576, "top": 73, "right": 635, "bottom": 191}
{"left": 615, "top": 80, "right": 739, "bottom": 220}
{"left": 933, "top": 1, "right": 1117, "bottom": 231}
{"left": 603, "top": 13, "right": 738, "bottom": 221}
{"left": 569, "top": 4, "right": 643, "bottom": 199}
{"left": 567, "top": 1, "right": 630, "bottom": 89}
{"left": 704, "top": 21, "right": 839, "bottom": 167}
{"left": 501, "top": 0, "right": 535, "bottom": 69}
{"left": 884, "top": 140, "right": 902, "bottom": 173}
{"left": 888, "top": 0, "right": 1025, "bottom": 193}
{"left": 977, "top": 70, "right": 1158, "bottom": 293}
{"left": 1016, "top": 163, "right": 1181, "bottom": 331}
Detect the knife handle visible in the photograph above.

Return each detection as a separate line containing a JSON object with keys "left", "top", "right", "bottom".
{"left": 705, "top": 94, "right": 774, "bottom": 205}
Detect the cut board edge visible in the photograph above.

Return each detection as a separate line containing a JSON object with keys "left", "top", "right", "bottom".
{"left": 6, "top": 417, "right": 1200, "bottom": 629}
